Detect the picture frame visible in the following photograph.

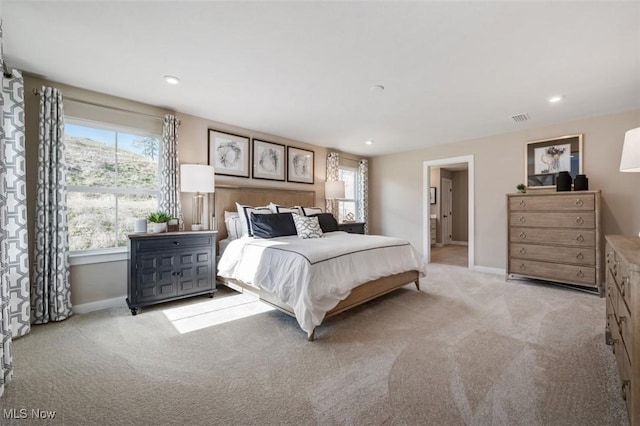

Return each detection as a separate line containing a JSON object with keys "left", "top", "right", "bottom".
{"left": 430, "top": 187, "right": 437, "bottom": 204}
{"left": 252, "top": 139, "right": 286, "bottom": 181}
{"left": 287, "top": 146, "right": 314, "bottom": 184}
{"left": 208, "top": 129, "right": 250, "bottom": 178}
{"left": 525, "top": 134, "right": 583, "bottom": 188}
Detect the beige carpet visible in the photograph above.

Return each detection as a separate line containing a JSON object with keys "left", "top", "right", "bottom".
{"left": 1, "top": 264, "right": 628, "bottom": 425}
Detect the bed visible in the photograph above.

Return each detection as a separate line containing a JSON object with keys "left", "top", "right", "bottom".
{"left": 213, "top": 185, "right": 426, "bottom": 340}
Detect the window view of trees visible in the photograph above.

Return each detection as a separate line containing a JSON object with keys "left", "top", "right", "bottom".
{"left": 65, "top": 122, "right": 160, "bottom": 251}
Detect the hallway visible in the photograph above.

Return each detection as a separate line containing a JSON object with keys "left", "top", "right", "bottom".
{"left": 431, "top": 244, "right": 468, "bottom": 268}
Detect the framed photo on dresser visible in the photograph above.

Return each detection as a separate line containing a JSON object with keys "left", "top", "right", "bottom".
{"left": 525, "top": 134, "right": 583, "bottom": 188}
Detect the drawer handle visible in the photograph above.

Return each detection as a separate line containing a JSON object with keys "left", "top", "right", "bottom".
{"left": 576, "top": 252, "right": 584, "bottom": 260}
{"left": 617, "top": 316, "right": 626, "bottom": 327}
{"left": 519, "top": 263, "right": 526, "bottom": 271}
{"left": 575, "top": 216, "right": 584, "bottom": 225}
{"left": 519, "top": 232, "right": 526, "bottom": 239}
{"left": 621, "top": 380, "right": 630, "bottom": 400}
{"left": 519, "top": 248, "right": 526, "bottom": 255}
{"left": 575, "top": 199, "right": 584, "bottom": 207}
{"left": 519, "top": 216, "right": 526, "bottom": 223}
{"left": 576, "top": 270, "right": 584, "bottom": 278}
{"left": 519, "top": 199, "right": 526, "bottom": 207}
{"left": 173, "top": 241, "right": 180, "bottom": 245}
{"left": 576, "top": 234, "right": 584, "bottom": 242}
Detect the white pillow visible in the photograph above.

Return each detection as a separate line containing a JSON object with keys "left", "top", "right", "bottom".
{"left": 292, "top": 214, "right": 323, "bottom": 239}
{"left": 236, "top": 202, "right": 272, "bottom": 237}
{"left": 275, "top": 205, "right": 301, "bottom": 215}
{"left": 224, "top": 215, "right": 243, "bottom": 240}
{"left": 300, "top": 206, "right": 323, "bottom": 216}
{"left": 224, "top": 210, "right": 239, "bottom": 220}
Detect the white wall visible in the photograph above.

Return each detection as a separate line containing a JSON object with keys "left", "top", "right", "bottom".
{"left": 370, "top": 109, "right": 640, "bottom": 269}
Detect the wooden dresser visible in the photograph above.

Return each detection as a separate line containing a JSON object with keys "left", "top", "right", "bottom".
{"left": 605, "top": 235, "right": 639, "bottom": 425}
{"left": 507, "top": 190, "right": 602, "bottom": 293}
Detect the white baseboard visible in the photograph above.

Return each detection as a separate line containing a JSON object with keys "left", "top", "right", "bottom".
{"left": 472, "top": 265, "right": 506, "bottom": 276}
{"left": 451, "top": 241, "right": 469, "bottom": 246}
{"left": 73, "top": 296, "right": 127, "bottom": 314}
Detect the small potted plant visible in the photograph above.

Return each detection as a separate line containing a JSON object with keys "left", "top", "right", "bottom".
{"left": 146, "top": 211, "right": 172, "bottom": 233}
{"left": 516, "top": 183, "right": 526, "bottom": 194}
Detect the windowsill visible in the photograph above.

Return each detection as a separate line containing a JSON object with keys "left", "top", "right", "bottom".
{"left": 69, "top": 247, "right": 128, "bottom": 266}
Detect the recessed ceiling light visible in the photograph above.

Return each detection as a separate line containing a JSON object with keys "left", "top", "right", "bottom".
{"left": 365, "top": 140, "right": 374, "bottom": 145}
{"left": 370, "top": 85, "right": 384, "bottom": 93}
{"left": 163, "top": 75, "right": 180, "bottom": 85}
{"left": 548, "top": 95, "right": 563, "bottom": 103}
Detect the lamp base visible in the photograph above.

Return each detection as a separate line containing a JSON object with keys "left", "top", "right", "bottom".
{"left": 191, "top": 224, "right": 205, "bottom": 231}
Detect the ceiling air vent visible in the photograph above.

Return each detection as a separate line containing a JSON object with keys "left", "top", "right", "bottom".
{"left": 510, "top": 113, "right": 530, "bottom": 123}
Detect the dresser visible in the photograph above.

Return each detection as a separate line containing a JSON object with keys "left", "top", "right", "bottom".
{"left": 605, "top": 235, "right": 639, "bottom": 425}
{"left": 507, "top": 191, "right": 602, "bottom": 293}
{"left": 338, "top": 222, "right": 366, "bottom": 234}
{"left": 430, "top": 218, "right": 437, "bottom": 245}
{"left": 127, "top": 231, "right": 217, "bottom": 315}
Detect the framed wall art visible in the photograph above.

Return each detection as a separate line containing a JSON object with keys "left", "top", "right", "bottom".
{"left": 525, "top": 134, "right": 583, "bottom": 188}
{"left": 252, "top": 139, "right": 286, "bottom": 181}
{"left": 287, "top": 146, "right": 314, "bottom": 184}
{"left": 208, "top": 129, "right": 250, "bottom": 178}
{"left": 430, "top": 187, "right": 437, "bottom": 204}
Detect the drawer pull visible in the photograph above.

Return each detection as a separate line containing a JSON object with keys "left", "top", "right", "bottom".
{"left": 519, "top": 232, "right": 526, "bottom": 239}
{"left": 519, "top": 216, "right": 526, "bottom": 223}
{"left": 617, "top": 316, "right": 626, "bottom": 327}
{"left": 519, "top": 199, "right": 526, "bottom": 207}
{"left": 575, "top": 199, "right": 584, "bottom": 207}
{"left": 575, "top": 216, "right": 584, "bottom": 225}
{"left": 576, "top": 234, "right": 584, "bottom": 242}
{"left": 519, "top": 264, "right": 526, "bottom": 271}
{"left": 576, "top": 270, "right": 584, "bottom": 278}
{"left": 173, "top": 241, "right": 180, "bottom": 245}
{"left": 519, "top": 248, "right": 526, "bottom": 255}
{"left": 576, "top": 252, "right": 584, "bottom": 260}
{"left": 621, "top": 380, "right": 630, "bottom": 400}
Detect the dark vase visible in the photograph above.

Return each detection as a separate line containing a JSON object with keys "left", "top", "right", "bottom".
{"left": 556, "top": 171, "right": 572, "bottom": 191}
{"left": 574, "top": 174, "right": 589, "bottom": 191}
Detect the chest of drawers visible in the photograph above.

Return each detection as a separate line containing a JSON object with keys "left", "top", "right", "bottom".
{"left": 507, "top": 191, "right": 602, "bottom": 293}
{"left": 605, "top": 235, "right": 640, "bottom": 425}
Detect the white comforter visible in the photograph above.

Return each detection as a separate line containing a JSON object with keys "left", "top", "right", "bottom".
{"left": 217, "top": 231, "right": 426, "bottom": 336}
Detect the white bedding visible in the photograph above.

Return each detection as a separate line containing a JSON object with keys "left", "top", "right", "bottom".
{"left": 217, "top": 231, "right": 426, "bottom": 336}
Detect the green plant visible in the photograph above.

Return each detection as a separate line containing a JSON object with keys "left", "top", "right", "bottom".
{"left": 516, "top": 183, "right": 526, "bottom": 193}
{"left": 146, "top": 211, "right": 172, "bottom": 223}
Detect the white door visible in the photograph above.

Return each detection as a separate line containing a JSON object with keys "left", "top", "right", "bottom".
{"left": 441, "top": 178, "right": 453, "bottom": 245}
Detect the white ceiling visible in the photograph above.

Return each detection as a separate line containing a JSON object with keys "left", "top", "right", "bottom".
{"left": 3, "top": 1, "right": 639, "bottom": 157}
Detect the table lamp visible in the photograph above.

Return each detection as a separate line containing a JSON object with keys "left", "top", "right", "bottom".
{"left": 181, "top": 164, "right": 215, "bottom": 231}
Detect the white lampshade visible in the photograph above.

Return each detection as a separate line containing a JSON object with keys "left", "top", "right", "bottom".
{"left": 620, "top": 127, "right": 640, "bottom": 172}
{"left": 181, "top": 164, "right": 216, "bottom": 193}
{"left": 325, "top": 180, "right": 345, "bottom": 199}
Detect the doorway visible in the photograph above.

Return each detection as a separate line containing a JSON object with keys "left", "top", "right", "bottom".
{"left": 423, "top": 155, "right": 474, "bottom": 269}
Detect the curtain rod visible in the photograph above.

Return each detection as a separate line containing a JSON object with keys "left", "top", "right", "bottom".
{"left": 32, "top": 88, "right": 170, "bottom": 122}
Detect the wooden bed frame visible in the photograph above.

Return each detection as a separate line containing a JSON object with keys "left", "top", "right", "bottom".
{"left": 213, "top": 185, "right": 421, "bottom": 340}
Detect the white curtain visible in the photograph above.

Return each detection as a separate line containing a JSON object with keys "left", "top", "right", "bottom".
{"left": 3, "top": 69, "right": 30, "bottom": 337}
{"left": 32, "top": 86, "right": 72, "bottom": 324}
{"left": 358, "top": 159, "right": 369, "bottom": 234}
{"left": 159, "top": 114, "right": 182, "bottom": 227}
{"left": 0, "top": 20, "right": 13, "bottom": 396}
{"left": 326, "top": 152, "right": 339, "bottom": 215}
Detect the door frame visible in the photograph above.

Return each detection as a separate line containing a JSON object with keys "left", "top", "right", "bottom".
{"left": 423, "top": 155, "right": 474, "bottom": 269}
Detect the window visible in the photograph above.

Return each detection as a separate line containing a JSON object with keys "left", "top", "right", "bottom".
{"left": 65, "top": 121, "right": 160, "bottom": 251}
{"left": 337, "top": 165, "right": 361, "bottom": 223}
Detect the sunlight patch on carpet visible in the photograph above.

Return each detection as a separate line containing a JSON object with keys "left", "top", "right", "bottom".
{"left": 162, "top": 293, "right": 275, "bottom": 334}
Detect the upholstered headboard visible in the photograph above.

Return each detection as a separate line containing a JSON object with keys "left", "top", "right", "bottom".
{"left": 213, "top": 185, "right": 315, "bottom": 244}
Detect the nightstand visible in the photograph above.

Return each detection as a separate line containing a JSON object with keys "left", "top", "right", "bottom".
{"left": 127, "top": 231, "right": 217, "bottom": 315}
{"left": 338, "top": 222, "right": 366, "bottom": 234}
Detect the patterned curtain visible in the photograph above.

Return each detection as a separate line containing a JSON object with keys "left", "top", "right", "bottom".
{"left": 159, "top": 114, "right": 182, "bottom": 228}
{"left": 326, "top": 152, "right": 339, "bottom": 215}
{"left": 358, "top": 159, "right": 369, "bottom": 234}
{"left": 32, "top": 86, "right": 72, "bottom": 324}
{"left": 3, "top": 69, "right": 30, "bottom": 338}
{"left": 0, "top": 20, "right": 14, "bottom": 397}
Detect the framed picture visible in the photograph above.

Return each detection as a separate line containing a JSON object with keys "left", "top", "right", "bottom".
{"left": 430, "top": 187, "right": 437, "bottom": 204}
{"left": 287, "top": 146, "right": 314, "bottom": 184}
{"left": 252, "top": 139, "right": 286, "bottom": 181}
{"left": 208, "top": 129, "right": 250, "bottom": 178}
{"left": 525, "top": 134, "right": 583, "bottom": 188}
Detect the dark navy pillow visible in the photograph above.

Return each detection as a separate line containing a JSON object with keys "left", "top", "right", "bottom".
{"left": 310, "top": 213, "right": 339, "bottom": 233}
{"left": 250, "top": 213, "right": 297, "bottom": 239}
